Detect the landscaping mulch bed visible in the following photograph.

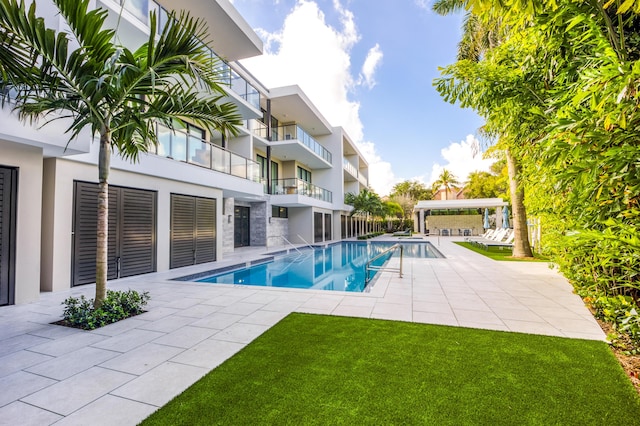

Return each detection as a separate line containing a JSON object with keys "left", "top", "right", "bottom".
{"left": 596, "top": 319, "right": 640, "bottom": 394}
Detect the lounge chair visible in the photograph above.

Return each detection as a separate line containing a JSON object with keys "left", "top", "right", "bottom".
{"left": 393, "top": 229, "right": 412, "bottom": 236}
{"left": 470, "top": 228, "right": 511, "bottom": 247}
{"left": 478, "top": 230, "right": 515, "bottom": 250}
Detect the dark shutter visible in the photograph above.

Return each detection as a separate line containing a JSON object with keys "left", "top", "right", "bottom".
{"left": 72, "top": 182, "right": 156, "bottom": 286}
{"left": 119, "top": 188, "right": 156, "bottom": 277}
{"left": 0, "top": 167, "right": 17, "bottom": 306}
{"left": 195, "top": 197, "right": 216, "bottom": 264}
{"left": 170, "top": 194, "right": 216, "bottom": 269}
{"left": 170, "top": 194, "right": 196, "bottom": 269}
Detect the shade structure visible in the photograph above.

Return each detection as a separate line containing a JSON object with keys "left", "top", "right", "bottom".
{"left": 483, "top": 208, "right": 490, "bottom": 229}
{"left": 503, "top": 206, "right": 510, "bottom": 228}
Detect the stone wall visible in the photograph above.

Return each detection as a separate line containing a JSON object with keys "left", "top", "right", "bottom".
{"left": 427, "top": 215, "right": 484, "bottom": 236}
{"left": 250, "top": 201, "right": 267, "bottom": 246}
{"left": 267, "top": 217, "right": 289, "bottom": 248}
{"left": 222, "top": 198, "right": 235, "bottom": 254}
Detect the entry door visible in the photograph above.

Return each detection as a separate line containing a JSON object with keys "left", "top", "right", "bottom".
{"left": 234, "top": 206, "right": 250, "bottom": 247}
{"left": 170, "top": 194, "right": 216, "bottom": 268}
{"left": 72, "top": 182, "right": 157, "bottom": 286}
{"left": 0, "top": 167, "right": 17, "bottom": 306}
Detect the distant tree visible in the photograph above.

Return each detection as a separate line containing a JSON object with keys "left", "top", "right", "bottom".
{"left": 465, "top": 160, "right": 508, "bottom": 200}
{"left": 390, "top": 180, "right": 432, "bottom": 201}
{"left": 432, "top": 169, "right": 460, "bottom": 200}
{"left": 389, "top": 180, "right": 431, "bottom": 219}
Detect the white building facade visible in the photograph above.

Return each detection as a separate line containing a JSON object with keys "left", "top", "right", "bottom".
{"left": 0, "top": 0, "right": 369, "bottom": 305}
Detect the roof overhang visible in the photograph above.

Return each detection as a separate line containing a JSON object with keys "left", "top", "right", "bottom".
{"left": 156, "top": 0, "right": 263, "bottom": 61}
{"left": 264, "top": 86, "right": 333, "bottom": 135}
{"left": 414, "top": 198, "right": 508, "bottom": 210}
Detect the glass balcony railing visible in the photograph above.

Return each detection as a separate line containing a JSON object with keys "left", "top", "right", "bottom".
{"left": 118, "top": 1, "right": 261, "bottom": 110}
{"left": 271, "top": 178, "right": 333, "bottom": 203}
{"left": 343, "top": 158, "right": 358, "bottom": 177}
{"left": 153, "top": 123, "right": 260, "bottom": 182}
{"left": 272, "top": 125, "right": 332, "bottom": 164}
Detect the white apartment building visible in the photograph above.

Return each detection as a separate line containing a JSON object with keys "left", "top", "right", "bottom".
{"left": 0, "top": 0, "right": 369, "bottom": 305}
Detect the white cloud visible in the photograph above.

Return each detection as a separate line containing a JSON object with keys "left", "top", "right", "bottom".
{"left": 358, "top": 44, "right": 383, "bottom": 89}
{"left": 356, "top": 140, "right": 399, "bottom": 196}
{"left": 240, "top": 0, "right": 395, "bottom": 193}
{"left": 414, "top": 0, "right": 429, "bottom": 10}
{"left": 428, "top": 134, "right": 494, "bottom": 184}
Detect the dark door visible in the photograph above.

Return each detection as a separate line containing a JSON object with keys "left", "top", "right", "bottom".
{"left": 170, "top": 194, "right": 216, "bottom": 268}
{"left": 234, "top": 206, "right": 250, "bottom": 247}
{"left": 314, "top": 212, "right": 323, "bottom": 243}
{"left": 72, "top": 182, "right": 157, "bottom": 286}
{"left": 0, "top": 167, "right": 17, "bottom": 306}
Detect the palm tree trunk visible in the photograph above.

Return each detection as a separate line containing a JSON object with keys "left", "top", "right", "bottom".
{"left": 506, "top": 149, "right": 533, "bottom": 258}
{"left": 95, "top": 131, "right": 111, "bottom": 308}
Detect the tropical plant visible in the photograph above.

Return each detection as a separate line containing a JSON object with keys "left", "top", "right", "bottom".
{"left": 0, "top": 0, "right": 242, "bottom": 307}
{"left": 432, "top": 169, "right": 460, "bottom": 200}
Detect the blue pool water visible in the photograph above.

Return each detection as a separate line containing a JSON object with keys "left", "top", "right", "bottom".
{"left": 194, "top": 241, "right": 443, "bottom": 293}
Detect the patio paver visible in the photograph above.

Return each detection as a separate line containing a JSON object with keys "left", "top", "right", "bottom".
{"left": 0, "top": 237, "right": 606, "bottom": 425}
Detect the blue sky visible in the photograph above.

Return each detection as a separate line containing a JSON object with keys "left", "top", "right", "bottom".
{"left": 230, "top": 0, "right": 491, "bottom": 196}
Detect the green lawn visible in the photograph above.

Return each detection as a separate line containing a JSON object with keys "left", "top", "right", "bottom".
{"left": 142, "top": 313, "right": 640, "bottom": 425}
{"left": 454, "top": 241, "right": 548, "bottom": 262}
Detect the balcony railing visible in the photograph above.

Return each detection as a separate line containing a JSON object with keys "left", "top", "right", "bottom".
{"left": 272, "top": 178, "right": 332, "bottom": 203}
{"left": 265, "top": 125, "right": 332, "bottom": 164}
{"left": 358, "top": 173, "right": 368, "bottom": 187}
{"left": 116, "top": 0, "right": 260, "bottom": 110}
{"left": 153, "top": 123, "right": 260, "bottom": 182}
{"left": 343, "top": 158, "right": 358, "bottom": 177}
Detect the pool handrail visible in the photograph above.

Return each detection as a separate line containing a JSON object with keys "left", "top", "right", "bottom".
{"left": 365, "top": 243, "right": 403, "bottom": 283}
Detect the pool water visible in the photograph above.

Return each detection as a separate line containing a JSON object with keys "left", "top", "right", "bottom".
{"left": 195, "top": 241, "right": 443, "bottom": 293}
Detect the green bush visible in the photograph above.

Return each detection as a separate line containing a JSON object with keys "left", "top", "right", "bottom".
{"left": 61, "top": 289, "right": 150, "bottom": 330}
{"left": 589, "top": 294, "right": 640, "bottom": 350}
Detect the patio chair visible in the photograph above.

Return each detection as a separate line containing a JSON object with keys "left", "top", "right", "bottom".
{"left": 478, "top": 229, "right": 515, "bottom": 250}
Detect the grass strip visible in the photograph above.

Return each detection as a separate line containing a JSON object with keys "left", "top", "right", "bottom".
{"left": 142, "top": 313, "right": 640, "bottom": 425}
{"left": 454, "top": 241, "right": 547, "bottom": 262}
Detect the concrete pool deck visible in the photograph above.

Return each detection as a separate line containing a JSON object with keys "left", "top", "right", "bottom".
{"left": 0, "top": 236, "right": 605, "bottom": 425}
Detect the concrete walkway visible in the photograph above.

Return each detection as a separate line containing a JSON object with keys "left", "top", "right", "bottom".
{"left": 0, "top": 237, "right": 604, "bottom": 425}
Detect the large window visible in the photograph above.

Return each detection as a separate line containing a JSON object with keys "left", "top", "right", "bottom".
{"left": 297, "top": 166, "right": 312, "bottom": 183}
{"left": 156, "top": 120, "right": 205, "bottom": 165}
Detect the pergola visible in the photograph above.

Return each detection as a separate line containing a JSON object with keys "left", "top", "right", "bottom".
{"left": 413, "top": 198, "right": 509, "bottom": 235}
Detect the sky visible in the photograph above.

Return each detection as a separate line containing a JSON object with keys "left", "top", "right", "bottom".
{"left": 229, "top": 0, "right": 494, "bottom": 196}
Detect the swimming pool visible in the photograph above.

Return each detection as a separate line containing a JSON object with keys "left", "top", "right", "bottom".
{"left": 189, "top": 241, "right": 443, "bottom": 293}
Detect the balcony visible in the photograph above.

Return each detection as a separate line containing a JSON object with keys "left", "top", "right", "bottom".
{"left": 343, "top": 158, "right": 358, "bottom": 181}
{"left": 153, "top": 123, "right": 260, "bottom": 182}
{"left": 254, "top": 124, "right": 332, "bottom": 169}
{"left": 272, "top": 178, "right": 332, "bottom": 203}
{"left": 108, "top": 0, "right": 260, "bottom": 111}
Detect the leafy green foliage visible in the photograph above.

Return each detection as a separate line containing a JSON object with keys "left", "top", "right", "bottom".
{"left": 61, "top": 289, "right": 150, "bottom": 330}
{"left": 465, "top": 160, "right": 508, "bottom": 200}
{"left": 590, "top": 295, "right": 640, "bottom": 349}
{"left": 433, "top": 0, "right": 640, "bottom": 336}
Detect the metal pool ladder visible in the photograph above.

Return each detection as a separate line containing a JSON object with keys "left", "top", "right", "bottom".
{"left": 365, "top": 243, "right": 403, "bottom": 283}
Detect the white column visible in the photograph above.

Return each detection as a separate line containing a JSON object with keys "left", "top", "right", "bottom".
{"left": 419, "top": 210, "right": 425, "bottom": 234}
{"left": 496, "top": 206, "right": 503, "bottom": 229}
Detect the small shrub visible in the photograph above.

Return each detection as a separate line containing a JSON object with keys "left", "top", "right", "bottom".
{"left": 60, "top": 289, "right": 150, "bottom": 330}
{"left": 589, "top": 294, "right": 640, "bottom": 352}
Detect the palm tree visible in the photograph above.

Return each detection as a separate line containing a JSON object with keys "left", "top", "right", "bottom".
{"left": 0, "top": 0, "right": 242, "bottom": 306}
{"left": 433, "top": 169, "right": 460, "bottom": 200}
{"left": 345, "top": 189, "right": 384, "bottom": 233}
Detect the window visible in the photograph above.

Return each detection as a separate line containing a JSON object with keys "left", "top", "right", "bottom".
{"left": 257, "top": 154, "right": 267, "bottom": 180}
{"left": 297, "top": 166, "right": 311, "bottom": 183}
{"left": 155, "top": 120, "right": 205, "bottom": 164}
{"left": 272, "top": 206, "right": 288, "bottom": 218}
